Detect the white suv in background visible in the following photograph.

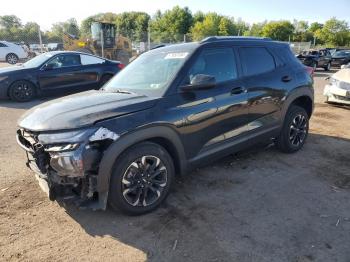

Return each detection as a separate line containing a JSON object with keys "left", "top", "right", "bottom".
{"left": 0, "top": 41, "right": 28, "bottom": 64}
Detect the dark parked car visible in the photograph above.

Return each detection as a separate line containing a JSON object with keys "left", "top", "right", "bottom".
{"left": 16, "top": 37, "right": 314, "bottom": 215}
{"left": 296, "top": 49, "right": 332, "bottom": 71}
{"left": 0, "top": 51, "right": 124, "bottom": 102}
{"left": 331, "top": 50, "right": 350, "bottom": 67}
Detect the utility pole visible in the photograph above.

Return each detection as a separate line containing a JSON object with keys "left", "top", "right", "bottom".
{"left": 101, "top": 29, "right": 104, "bottom": 58}
{"left": 38, "top": 26, "right": 43, "bottom": 53}
{"left": 147, "top": 21, "right": 151, "bottom": 51}
{"left": 313, "top": 36, "right": 316, "bottom": 47}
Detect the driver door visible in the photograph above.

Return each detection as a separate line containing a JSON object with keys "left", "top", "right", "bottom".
{"left": 170, "top": 47, "right": 249, "bottom": 159}
{"left": 38, "top": 54, "right": 86, "bottom": 93}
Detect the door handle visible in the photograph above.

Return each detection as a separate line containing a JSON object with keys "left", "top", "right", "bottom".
{"left": 231, "top": 87, "right": 246, "bottom": 95}
{"left": 281, "top": 75, "right": 292, "bottom": 82}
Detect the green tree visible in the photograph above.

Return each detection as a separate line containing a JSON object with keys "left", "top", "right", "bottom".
{"left": 261, "top": 20, "right": 294, "bottom": 41}
{"left": 315, "top": 18, "right": 350, "bottom": 46}
{"left": 309, "top": 22, "right": 323, "bottom": 33}
{"left": 218, "top": 17, "right": 236, "bottom": 36}
{"left": 151, "top": 6, "right": 193, "bottom": 42}
{"left": 0, "top": 15, "right": 22, "bottom": 29}
{"left": 116, "top": 12, "right": 150, "bottom": 42}
{"left": 244, "top": 21, "right": 266, "bottom": 37}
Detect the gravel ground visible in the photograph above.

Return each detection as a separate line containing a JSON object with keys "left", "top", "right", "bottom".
{"left": 0, "top": 63, "right": 350, "bottom": 262}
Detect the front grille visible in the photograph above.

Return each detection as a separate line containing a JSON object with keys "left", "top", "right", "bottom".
{"left": 17, "top": 129, "right": 50, "bottom": 174}
{"left": 334, "top": 95, "right": 350, "bottom": 101}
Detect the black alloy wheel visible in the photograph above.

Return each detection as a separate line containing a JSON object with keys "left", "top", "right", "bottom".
{"left": 109, "top": 142, "right": 174, "bottom": 215}
{"left": 289, "top": 114, "right": 307, "bottom": 147}
{"left": 276, "top": 105, "right": 309, "bottom": 153}
{"left": 9, "top": 81, "right": 35, "bottom": 102}
{"left": 121, "top": 155, "right": 167, "bottom": 207}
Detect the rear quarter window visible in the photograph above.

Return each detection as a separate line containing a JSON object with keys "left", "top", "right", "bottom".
{"left": 239, "top": 47, "right": 275, "bottom": 77}
{"left": 80, "top": 55, "right": 105, "bottom": 65}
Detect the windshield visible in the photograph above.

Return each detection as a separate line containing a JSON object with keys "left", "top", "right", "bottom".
{"left": 334, "top": 51, "right": 350, "bottom": 56}
{"left": 103, "top": 50, "right": 190, "bottom": 96}
{"left": 22, "top": 53, "right": 53, "bottom": 68}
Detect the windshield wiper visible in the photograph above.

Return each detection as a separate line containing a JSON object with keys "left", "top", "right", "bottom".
{"left": 101, "top": 88, "right": 134, "bottom": 94}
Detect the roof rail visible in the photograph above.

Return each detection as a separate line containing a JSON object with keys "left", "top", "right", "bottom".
{"left": 200, "top": 36, "right": 272, "bottom": 43}
{"left": 151, "top": 44, "right": 166, "bottom": 50}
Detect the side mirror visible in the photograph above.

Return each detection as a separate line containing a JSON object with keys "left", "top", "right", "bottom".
{"left": 181, "top": 74, "right": 216, "bottom": 91}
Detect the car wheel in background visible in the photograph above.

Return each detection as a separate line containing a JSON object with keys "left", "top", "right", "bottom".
{"left": 8, "top": 81, "right": 36, "bottom": 102}
{"left": 324, "top": 62, "right": 331, "bottom": 71}
{"left": 108, "top": 142, "right": 174, "bottom": 215}
{"left": 6, "top": 53, "right": 19, "bottom": 64}
{"left": 275, "top": 105, "right": 309, "bottom": 153}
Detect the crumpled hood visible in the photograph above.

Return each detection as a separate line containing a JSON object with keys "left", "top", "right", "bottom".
{"left": 18, "top": 90, "right": 158, "bottom": 131}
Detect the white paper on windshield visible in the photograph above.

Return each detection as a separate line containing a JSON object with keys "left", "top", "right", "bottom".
{"left": 165, "top": 52, "right": 188, "bottom": 59}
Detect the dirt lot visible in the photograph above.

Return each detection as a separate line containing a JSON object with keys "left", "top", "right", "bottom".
{"left": 0, "top": 63, "right": 349, "bottom": 262}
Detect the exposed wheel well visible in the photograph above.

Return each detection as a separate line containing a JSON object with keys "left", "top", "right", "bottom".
{"left": 146, "top": 137, "right": 182, "bottom": 175}
{"left": 290, "top": 95, "right": 313, "bottom": 118}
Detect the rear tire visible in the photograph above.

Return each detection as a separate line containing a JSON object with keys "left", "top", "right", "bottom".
{"left": 324, "top": 62, "right": 331, "bottom": 71}
{"left": 6, "top": 53, "right": 19, "bottom": 64}
{"left": 275, "top": 105, "right": 309, "bottom": 153}
{"left": 8, "top": 80, "right": 36, "bottom": 102}
{"left": 108, "top": 142, "right": 174, "bottom": 215}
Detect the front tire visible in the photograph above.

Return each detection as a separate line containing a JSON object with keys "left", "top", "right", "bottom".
{"left": 275, "top": 105, "right": 309, "bottom": 153}
{"left": 324, "top": 62, "right": 331, "bottom": 71}
{"left": 8, "top": 81, "right": 36, "bottom": 102}
{"left": 108, "top": 142, "right": 175, "bottom": 215}
{"left": 6, "top": 53, "right": 19, "bottom": 64}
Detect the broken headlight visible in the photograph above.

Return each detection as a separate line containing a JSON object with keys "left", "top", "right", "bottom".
{"left": 38, "top": 128, "right": 97, "bottom": 145}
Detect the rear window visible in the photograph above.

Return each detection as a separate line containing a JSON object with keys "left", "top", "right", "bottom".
{"left": 0, "top": 42, "right": 7, "bottom": 47}
{"left": 239, "top": 47, "right": 275, "bottom": 77}
{"left": 80, "top": 54, "right": 105, "bottom": 65}
{"left": 273, "top": 46, "right": 300, "bottom": 65}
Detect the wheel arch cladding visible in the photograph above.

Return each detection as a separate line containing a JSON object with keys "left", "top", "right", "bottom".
{"left": 282, "top": 86, "right": 314, "bottom": 120}
{"left": 97, "top": 126, "right": 187, "bottom": 193}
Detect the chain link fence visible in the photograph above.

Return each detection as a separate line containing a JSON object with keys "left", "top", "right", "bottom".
{"left": 1, "top": 27, "right": 314, "bottom": 65}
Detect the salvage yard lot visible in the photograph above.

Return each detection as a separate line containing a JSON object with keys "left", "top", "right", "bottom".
{"left": 0, "top": 62, "right": 350, "bottom": 261}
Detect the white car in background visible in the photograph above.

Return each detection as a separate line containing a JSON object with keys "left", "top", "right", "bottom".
{"left": 0, "top": 41, "right": 28, "bottom": 64}
{"left": 324, "top": 66, "right": 350, "bottom": 105}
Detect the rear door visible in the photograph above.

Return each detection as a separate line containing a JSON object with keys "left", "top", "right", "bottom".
{"left": 79, "top": 54, "right": 108, "bottom": 88}
{"left": 238, "top": 46, "right": 290, "bottom": 133}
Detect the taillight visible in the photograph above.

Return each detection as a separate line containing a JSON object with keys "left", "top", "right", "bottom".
{"left": 305, "top": 66, "right": 314, "bottom": 76}
{"left": 118, "top": 63, "right": 125, "bottom": 70}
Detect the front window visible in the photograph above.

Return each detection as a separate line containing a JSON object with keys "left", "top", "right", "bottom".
{"left": 103, "top": 50, "right": 190, "bottom": 96}
{"left": 46, "top": 54, "right": 81, "bottom": 68}
{"left": 186, "top": 48, "right": 238, "bottom": 83}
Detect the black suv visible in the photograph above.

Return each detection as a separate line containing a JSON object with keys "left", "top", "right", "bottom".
{"left": 17, "top": 37, "right": 314, "bottom": 215}
{"left": 296, "top": 49, "right": 332, "bottom": 71}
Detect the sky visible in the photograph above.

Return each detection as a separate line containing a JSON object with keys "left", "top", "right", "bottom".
{"left": 1, "top": 0, "right": 350, "bottom": 30}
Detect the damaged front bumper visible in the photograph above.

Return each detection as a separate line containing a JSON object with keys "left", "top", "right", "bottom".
{"left": 324, "top": 84, "right": 350, "bottom": 105}
{"left": 16, "top": 127, "right": 119, "bottom": 210}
